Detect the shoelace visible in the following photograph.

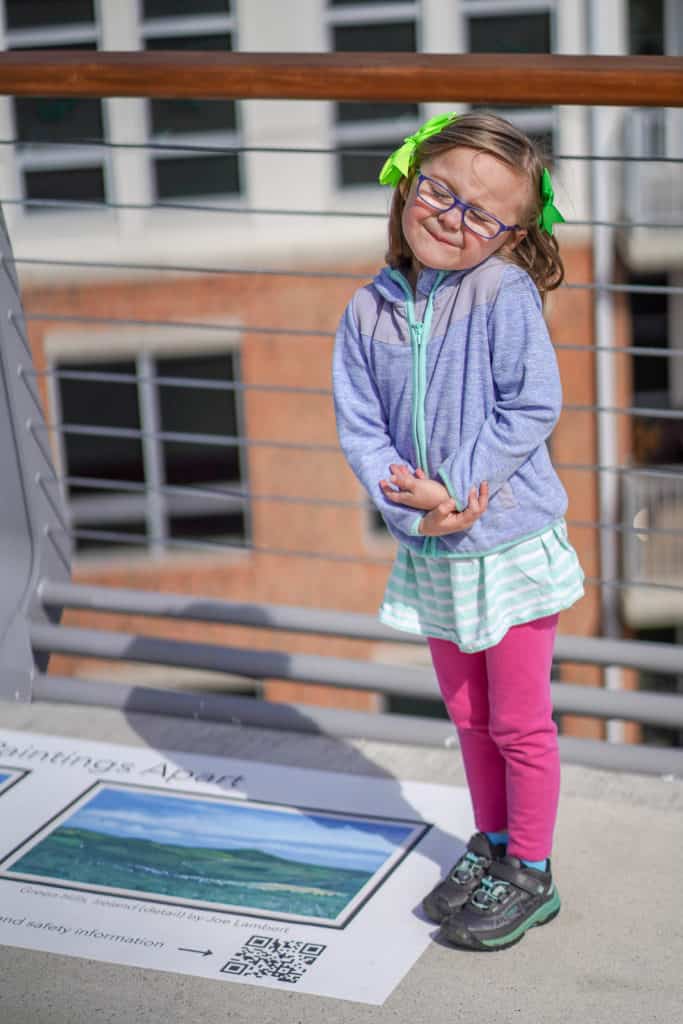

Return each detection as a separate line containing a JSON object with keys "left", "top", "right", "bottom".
{"left": 450, "top": 851, "right": 487, "bottom": 884}
{"left": 470, "top": 874, "right": 512, "bottom": 910}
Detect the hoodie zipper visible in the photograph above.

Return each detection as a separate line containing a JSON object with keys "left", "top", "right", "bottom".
{"left": 388, "top": 269, "right": 446, "bottom": 553}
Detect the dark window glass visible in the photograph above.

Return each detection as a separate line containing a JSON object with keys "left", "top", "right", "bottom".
{"left": 24, "top": 166, "right": 105, "bottom": 209}
{"left": 154, "top": 153, "right": 240, "bottom": 198}
{"left": 628, "top": 0, "right": 664, "bottom": 55}
{"left": 630, "top": 273, "right": 669, "bottom": 397}
{"left": 146, "top": 33, "right": 231, "bottom": 51}
{"left": 334, "top": 23, "right": 416, "bottom": 124}
{"left": 333, "top": 21, "right": 415, "bottom": 52}
{"left": 146, "top": 35, "right": 235, "bottom": 136}
{"left": 15, "top": 96, "right": 103, "bottom": 144}
{"left": 13, "top": 44, "right": 102, "bottom": 145}
{"left": 144, "top": 0, "right": 230, "bottom": 16}
{"left": 157, "top": 353, "right": 241, "bottom": 486}
{"left": 337, "top": 100, "right": 418, "bottom": 124}
{"left": 338, "top": 139, "right": 402, "bottom": 186}
{"left": 468, "top": 14, "right": 551, "bottom": 54}
{"left": 330, "top": 0, "right": 411, "bottom": 5}
{"left": 158, "top": 352, "right": 245, "bottom": 542}
{"left": 150, "top": 97, "right": 236, "bottom": 136}
{"left": 5, "top": 0, "right": 94, "bottom": 29}
{"left": 58, "top": 361, "right": 144, "bottom": 500}
{"left": 168, "top": 510, "right": 245, "bottom": 542}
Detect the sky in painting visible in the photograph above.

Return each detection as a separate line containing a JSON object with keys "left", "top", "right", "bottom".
{"left": 59, "top": 787, "right": 418, "bottom": 872}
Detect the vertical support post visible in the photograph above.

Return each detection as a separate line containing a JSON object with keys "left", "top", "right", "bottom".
{"left": 138, "top": 352, "right": 168, "bottom": 555}
{"left": 587, "top": 0, "right": 626, "bottom": 742}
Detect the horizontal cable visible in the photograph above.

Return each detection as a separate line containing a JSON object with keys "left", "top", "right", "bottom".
{"left": 11, "top": 257, "right": 683, "bottom": 297}
{"left": 54, "top": 525, "right": 683, "bottom": 592}
{"left": 37, "top": 420, "right": 340, "bottom": 453}
{"left": 25, "top": 311, "right": 331, "bottom": 338}
{"left": 56, "top": 526, "right": 395, "bottom": 565}
{"left": 11, "top": 256, "right": 365, "bottom": 281}
{"left": 52, "top": 473, "right": 683, "bottom": 540}
{"left": 21, "top": 315, "right": 683, "bottom": 364}
{"left": 3, "top": 195, "right": 682, "bottom": 230}
{"left": 2, "top": 136, "right": 683, "bottom": 164}
{"left": 563, "top": 403, "right": 683, "bottom": 420}
{"left": 555, "top": 462, "right": 683, "bottom": 480}
{"left": 27, "top": 367, "right": 331, "bottom": 397}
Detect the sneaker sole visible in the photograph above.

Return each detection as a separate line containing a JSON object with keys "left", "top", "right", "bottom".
{"left": 441, "top": 888, "right": 561, "bottom": 952}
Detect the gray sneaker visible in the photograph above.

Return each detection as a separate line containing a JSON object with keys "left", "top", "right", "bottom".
{"left": 422, "top": 832, "right": 506, "bottom": 924}
{"left": 439, "top": 855, "right": 561, "bottom": 951}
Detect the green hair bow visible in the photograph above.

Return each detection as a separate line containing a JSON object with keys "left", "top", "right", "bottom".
{"left": 378, "top": 112, "right": 458, "bottom": 187}
{"left": 538, "top": 168, "right": 565, "bottom": 235}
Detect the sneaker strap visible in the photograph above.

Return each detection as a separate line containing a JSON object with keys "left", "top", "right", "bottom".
{"left": 487, "top": 858, "right": 549, "bottom": 896}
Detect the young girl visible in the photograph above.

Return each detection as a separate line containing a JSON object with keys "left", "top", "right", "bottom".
{"left": 332, "top": 112, "right": 584, "bottom": 951}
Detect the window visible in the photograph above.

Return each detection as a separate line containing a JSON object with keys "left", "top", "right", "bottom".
{"left": 628, "top": 0, "right": 664, "bottom": 55}
{"left": 327, "top": 1, "right": 421, "bottom": 187}
{"left": 5, "top": 3, "right": 106, "bottom": 212}
{"left": 50, "top": 342, "right": 248, "bottom": 556}
{"left": 141, "top": 1, "right": 240, "bottom": 201}
{"left": 462, "top": 1, "right": 556, "bottom": 152}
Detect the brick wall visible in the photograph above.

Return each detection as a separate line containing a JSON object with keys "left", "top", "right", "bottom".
{"left": 24, "top": 240, "right": 634, "bottom": 737}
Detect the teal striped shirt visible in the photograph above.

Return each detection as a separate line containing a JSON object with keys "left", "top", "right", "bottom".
{"left": 379, "top": 519, "right": 584, "bottom": 653}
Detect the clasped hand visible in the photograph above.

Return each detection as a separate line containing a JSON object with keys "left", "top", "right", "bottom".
{"left": 379, "top": 464, "right": 489, "bottom": 536}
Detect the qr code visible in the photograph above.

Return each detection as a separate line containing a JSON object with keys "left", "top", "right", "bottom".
{"left": 221, "top": 935, "right": 327, "bottom": 985}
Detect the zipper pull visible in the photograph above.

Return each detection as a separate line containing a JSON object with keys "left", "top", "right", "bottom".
{"left": 411, "top": 322, "right": 424, "bottom": 345}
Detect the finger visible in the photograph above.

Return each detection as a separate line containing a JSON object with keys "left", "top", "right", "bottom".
{"left": 379, "top": 480, "right": 398, "bottom": 497}
{"left": 479, "top": 481, "right": 489, "bottom": 510}
{"left": 415, "top": 468, "right": 426, "bottom": 479}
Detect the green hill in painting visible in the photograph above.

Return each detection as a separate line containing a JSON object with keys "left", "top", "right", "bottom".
{"left": 10, "top": 827, "right": 375, "bottom": 919}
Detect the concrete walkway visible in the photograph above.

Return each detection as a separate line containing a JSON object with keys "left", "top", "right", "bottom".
{"left": 0, "top": 700, "right": 681, "bottom": 1024}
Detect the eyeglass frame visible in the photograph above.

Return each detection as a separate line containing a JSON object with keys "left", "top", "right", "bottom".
{"left": 414, "top": 173, "right": 521, "bottom": 240}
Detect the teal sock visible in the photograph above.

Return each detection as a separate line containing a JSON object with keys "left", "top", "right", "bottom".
{"left": 521, "top": 858, "right": 548, "bottom": 871}
{"left": 484, "top": 830, "right": 509, "bottom": 847}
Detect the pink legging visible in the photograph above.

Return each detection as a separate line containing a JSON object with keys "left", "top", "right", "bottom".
{"left": 428, "top": 614, "right": 560, "bottom": 862}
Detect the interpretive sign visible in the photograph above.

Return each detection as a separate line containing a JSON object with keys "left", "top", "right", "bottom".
{"left": 0, "top": 729, "right": 473, "bottom": 1004}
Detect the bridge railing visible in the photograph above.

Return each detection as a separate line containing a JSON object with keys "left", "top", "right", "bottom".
{"left": 0, "top": 51, "right": 682, "bottom": 776}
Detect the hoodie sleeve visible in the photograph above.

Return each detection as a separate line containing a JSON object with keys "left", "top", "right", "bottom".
{"left": 333, "top": 297, "right": 424, "bottom": 539}
{"left": 436, "top": 269, "right": 562, "bottom": 509}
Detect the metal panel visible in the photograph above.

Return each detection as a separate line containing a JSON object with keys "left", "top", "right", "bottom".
{"left": 0, "top": 208, "right": 71, "bottom": 700}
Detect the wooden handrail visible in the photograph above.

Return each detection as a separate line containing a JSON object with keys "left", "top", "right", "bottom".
{"left": 0, "top": 51, "right": 681, "bottom": 107}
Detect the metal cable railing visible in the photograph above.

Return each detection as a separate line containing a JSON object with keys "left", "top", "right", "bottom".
{"left": 0, "top": 50, "right": 682, "bottom": 770}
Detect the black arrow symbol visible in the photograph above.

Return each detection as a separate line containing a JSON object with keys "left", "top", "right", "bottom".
{"left": 178, "top": 946, "right": 212, "bottom": 957}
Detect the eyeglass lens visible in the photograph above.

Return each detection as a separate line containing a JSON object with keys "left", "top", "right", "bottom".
{"left": 417, "top": 178, "right": 501, "bottom": 239}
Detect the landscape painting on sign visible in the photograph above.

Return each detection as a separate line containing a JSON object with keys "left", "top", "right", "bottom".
{"left": 0, "top": 782, "right": 428, "bottom": 926}
{"left": 0, "top": 768, "right": 28, "bottom": 796}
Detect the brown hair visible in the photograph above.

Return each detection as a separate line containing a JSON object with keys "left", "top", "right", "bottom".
{"left": 385, "top": 111, "right": 564, "bottom": 299}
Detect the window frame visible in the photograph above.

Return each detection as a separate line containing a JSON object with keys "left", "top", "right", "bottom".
{"left": 140, "top": 5, "right": 242, "bottom": 204}
{"left": 325, "top": 0, "right": 422, "bottom": 190}
{"left": 461, "top": 0, "right": 557, "bottom": 146}
{"left": 4, "top": 8, "right": 109, "bottom": 217}
{"left": 45, "top": 322, "right": 250, "bottom": 562}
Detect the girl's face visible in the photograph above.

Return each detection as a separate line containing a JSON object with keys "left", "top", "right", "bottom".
{"left": 400, "top": 146, "right": 529, "bottom": 280}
